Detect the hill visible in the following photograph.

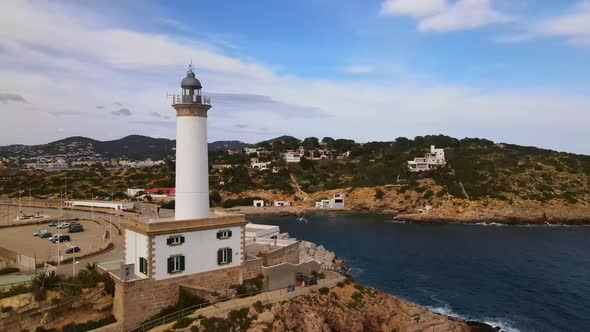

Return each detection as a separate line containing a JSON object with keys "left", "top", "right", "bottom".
{"left": 1, "top": 134, "right": 589, "bottom": 223}
{"left": 0, "top": 136, "right": 250, "bottom": 160}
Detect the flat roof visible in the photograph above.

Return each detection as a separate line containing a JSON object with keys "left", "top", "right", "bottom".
{"left": 124, "top": 209, "right": 247, "bottom": 236}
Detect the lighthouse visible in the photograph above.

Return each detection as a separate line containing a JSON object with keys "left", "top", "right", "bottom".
{"left": 172, "top": 64, "right": 212, "bottom": 220}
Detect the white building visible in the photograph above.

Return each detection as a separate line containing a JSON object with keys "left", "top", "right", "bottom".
{"left": 253, "top": 200, "right": 265, "bottom": 207}
{"left": 64, "top": 200, "right": 134, "bottom": 211}
{"left": 245, "top": 223, "right": 279, "bottom": 240}
{"left": 250, "top": 158, "right": 271, "bottom": 171}
{"left": 407, "top": 145, "right": 446, "bottom": 172}
{"left": 315, "top": 194, "right": 345, "bottom": 209}
{"left": 126, "top": 188, "right": 145, "bottom": 197}
{"left": 273, "top": 200, "right": 291, "bottom": 207}
{"left": 283, "top": 151, "right": 302, "bottom": 163}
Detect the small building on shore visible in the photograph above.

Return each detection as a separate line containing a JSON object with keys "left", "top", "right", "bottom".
{"left": 315, "top": 194, "right": 345, "bottom": 209}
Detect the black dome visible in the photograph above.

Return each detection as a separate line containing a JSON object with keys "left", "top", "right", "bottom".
{"left": 181, "top": 71, "right": 202, "bottom": 89}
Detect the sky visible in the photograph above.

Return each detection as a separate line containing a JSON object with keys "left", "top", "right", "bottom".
{"left": 0, "top": 0, "right": 589, "bottom": 154}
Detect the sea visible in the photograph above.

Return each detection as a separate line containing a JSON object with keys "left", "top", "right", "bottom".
{"left": 250, "top": 212, "right": 590, "bottom": 332}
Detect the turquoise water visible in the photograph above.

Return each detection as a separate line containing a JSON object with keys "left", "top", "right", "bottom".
{"left": 250, "top": 212, "right": 590, "bottom": 332}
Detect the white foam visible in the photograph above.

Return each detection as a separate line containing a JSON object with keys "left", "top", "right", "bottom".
{"left": 426, "top": 304, "right": 522, "bottom": 332}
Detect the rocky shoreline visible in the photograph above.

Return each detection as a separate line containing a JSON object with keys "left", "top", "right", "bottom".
{"left": 293, "top": 239, "right": 502, "bottom": 332}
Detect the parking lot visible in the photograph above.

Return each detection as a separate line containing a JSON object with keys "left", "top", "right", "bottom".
{"left": 0, "top": 219, "right": 113, "bottom": 262}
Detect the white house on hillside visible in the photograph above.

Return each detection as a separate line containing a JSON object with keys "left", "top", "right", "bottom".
{"left": 407, "top": 145, "right": 446, "bottom": 172}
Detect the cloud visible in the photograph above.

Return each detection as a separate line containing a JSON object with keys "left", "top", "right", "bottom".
{"left": 343, "top": 65, "right": 375, "bottom": 75}
{"left": 111, "top": 108, "right": 132, "bottom": 116}
{"left": 0, "top": 0, "right": 590, "bottom": 154}
{"left": 96, "top": 105, "right": 105, "bottom": 109}
{"left": 112, "top": 102, "right": 123, "bottom": 106}
{"left": 381, "top": 0, "right": 511, "bottom": 32}
{"left": 235, "top": 124, "right": 248, "bottom": 129}
{"left": 130, "top": 120, "right": 175, "bottom": 128}
{"left": 0, "top": 92, "right": 27, "bottom": 104}
{"left": 209, "top": 93, "right": 327, "bottom": 118}
{"left": 48, "top": 110, "right": 86, "bottom": 117}
{"left": 419, "top": 0, "right": 511, "bottom": 32}
{"left": 150, "top": 111, "right": 171, "bottom": 120}
{"left": 381, "top": 0, "right": 446, "bottom": 18}
{"left": 535, "top": 1, "right": 590, "bottom": 46}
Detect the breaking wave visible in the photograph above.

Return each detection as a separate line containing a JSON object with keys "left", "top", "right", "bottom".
{"left": 426, "top": 304, "right": 522, "bottom": 332}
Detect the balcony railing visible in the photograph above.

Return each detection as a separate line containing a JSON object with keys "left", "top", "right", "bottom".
{"left": 172, "top": 94, "right": 211, "bottom": 105}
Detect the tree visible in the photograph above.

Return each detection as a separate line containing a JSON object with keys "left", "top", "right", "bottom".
{"left": 303, "top": 137, "right": 320, "bottom": 150}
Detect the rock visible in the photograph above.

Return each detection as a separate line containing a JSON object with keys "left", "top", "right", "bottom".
{"left": 316, "top": 245, "right": 326, "bottom": 252}
{"left": 323, "top": 252, "right": 335, "bottom": 263}
{"left": 308, "top": 248, "right": 316, "bottom": 256}
{"left": 272, "top": 320, "right": 285, "bottom": 332}
{"left": 313, "top": 250, "right": 326, "bottom": 261}
{"left": 301, "top": 241, "right": 316, "bottom": 250}
{"left": 257, "top": 311, "right": 274, "bottom": 324}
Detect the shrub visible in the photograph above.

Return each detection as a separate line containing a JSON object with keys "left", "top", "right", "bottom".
{"left": 1, "top": 306, "right": 13, "bottom": 313}
{"left": 0, "top": 267, "right": 20, "bottom": 275}
{"left": 318, "top": 287, "right": 330, "bottom": 295}
{"left": 374, "top": 188, "right": 385, "bottom": 200}
{"left": 0, "top": 284, "right": 29, "bottom": 300}
{"left": 337, "top": 281, "right": 345, "bottom": 288}
{"left": 231, "top": 274, "right": 264, "bottom": 296}
{"left": 31, "top": 271, "right": 61, "bottom": 301}
{"left": 172, "top": 317, "right": 194, "bottom": 329}
{"left": 61, "top": 315, "right": 116, "bottom": 332}
{"left": 252, "top": 301, "right": 265, "bottom": 313}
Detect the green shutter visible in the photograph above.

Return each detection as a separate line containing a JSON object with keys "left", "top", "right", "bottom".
{"left": 217, "top": 249, "right": 222, "bottom": 264}
{"left": 179, "top": 256, "right": 185, "bottom": 271}
{"left": 167, "top": 257, "right": 173, "bottom": 273}
{"left": 216, "top": 232, "right": 221, "bottom": 239}
{"left": 228, "top": 248, "right": 233, "bottom": 263}
{"left": 180, "top": 236, "right": 185, "bottom": 244}
{"left": 166, "top": 237, "right": 172, "bottom": 245}
{"left": 228, "top": 230, "right": 232, "bottom": 237}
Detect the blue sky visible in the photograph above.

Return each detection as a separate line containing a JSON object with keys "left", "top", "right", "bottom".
{"left": 1, "top": 0, "right": 589, "bottom": 153}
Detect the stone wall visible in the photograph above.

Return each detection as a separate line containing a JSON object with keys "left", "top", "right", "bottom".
{"left": 258, "top": 242, "right": 300, "bottom": 267}
{"left": 113, "top": 262, "right": 263, "bottom": 330}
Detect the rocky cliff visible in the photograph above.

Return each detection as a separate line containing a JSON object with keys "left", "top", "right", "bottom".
{"left": 189, "top": 280, "right": 501, "bottom": 332}
{"left": 228, "top": 183, "right": 590, "bottom": 224}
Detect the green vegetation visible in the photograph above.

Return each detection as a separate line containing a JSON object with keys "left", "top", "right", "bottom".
{"left": 231, "top": 274, "right": 264, "bottom": 296}
{"left": 172, "top": 317, "right": 195, "bottom": 329}
{"left": 60, "top": 315, "right": 116, "bottom": 332}
{"left": 198, "top": 308, "right": 255, "bottom": 332}
{"left": 0, "top": 267, "right": 20, "bottom": 275}
{"left": 3, "top": 134, "right": 589, "bottom": 205}
{"left": 318, "top": 287, "right": 330, "bottom": 295}
{"left": 144, "top": 289, "right": 208, "bottom": 324}
{"left": 0, "top": 284, "right": 29, "bottom": 299}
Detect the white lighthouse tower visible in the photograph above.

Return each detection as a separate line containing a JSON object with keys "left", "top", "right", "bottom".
{"left": 172, "top": 64, "right": 211, "bottom": 220}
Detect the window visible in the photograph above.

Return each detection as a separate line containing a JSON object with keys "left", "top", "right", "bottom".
{"left": 216, "top": 230, "right": 232, "bottom": 239}
{"left": 139, "top": 257, "right": 148, "bottom": 275}
{"left": 167, "top": 255, "right": 185, "bottom": 273}
{"left": 166, "top": 235, "right": 185, "bottom": 246}
{"left": 217, "top": 248, "right": 233, "bottom": 265}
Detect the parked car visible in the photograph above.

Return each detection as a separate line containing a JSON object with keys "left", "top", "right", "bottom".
{"left": 56, "top": 223, "right": 70, "bottom": 229}
{"left": 39, "top": 232, "right": 53, "bottom": 239}
{"left": 51, "top": 234, "right": 71, "bottom": 243}
{"left": 69, "top": 221, "right": 81, "bottom": 226}
{"left": 65, "top": 247, "right": 81, "bottom": 254}
{"left": 33, "top": 230, "right": 48, "bottom": 237}
{"left": 48, "top": 222, "right": 58, "bottom": 227}
{"left": 69, "top": 226, "right": 84, "bottom": 233}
